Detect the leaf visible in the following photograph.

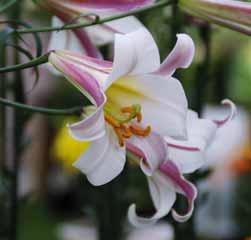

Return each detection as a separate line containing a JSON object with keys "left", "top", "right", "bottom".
{"left": 0, "top": 0, "right": 17, "bottom": 13}
{"left": 7, "top": 44, "right": 40, "bottom": 90}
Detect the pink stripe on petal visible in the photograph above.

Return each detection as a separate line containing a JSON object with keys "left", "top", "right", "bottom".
{"left": 159, "top": 161, "right": 197, "bottom": 222}
{"left": 68, "top": 105, "right": 106, "bottom": 141}
{"left": 155, "top": 34, "right": 195, "bottom": 77}
{"left": 167, "top": 143, "right": 200, "bottom": 152}
{"left": 213, "top": 99, "right": 236, "bottom": 127}
{"left": 65, "top": 0, "right": 154, "bottom": 11}
{"left": 73, "top": 28, "right": 102, "bottom": 58}
{"left": 49, "top": 53, "right": 105, "bottom": 106}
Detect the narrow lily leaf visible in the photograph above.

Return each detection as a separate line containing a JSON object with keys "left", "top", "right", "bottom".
{"left": 0, "top": 0, "right": 17, "bottom": 13}
{"left": 7, "top": 44, "right": 40, "bottom": 89}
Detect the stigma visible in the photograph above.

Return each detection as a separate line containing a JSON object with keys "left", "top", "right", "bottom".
{"left": 104, "top": 104, "right": 151, "bottom": 147}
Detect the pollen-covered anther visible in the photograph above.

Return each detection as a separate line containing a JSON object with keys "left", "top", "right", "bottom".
{"left": 130, "top": 125, "right": 151, "bottom": 137}
{"left": 104, "top": 104, "right": 151, "bottom": 147}
{"left": 104, "top": 113, "right": 120, "bottom": 128}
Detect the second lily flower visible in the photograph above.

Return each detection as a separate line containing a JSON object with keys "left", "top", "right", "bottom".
{"left": 49, "top": 28, "right": 236, "bottom": 226}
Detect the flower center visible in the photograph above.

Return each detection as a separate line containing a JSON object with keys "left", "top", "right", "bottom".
{"left": 103, "top": 104, "right": 151, "bottom": 147}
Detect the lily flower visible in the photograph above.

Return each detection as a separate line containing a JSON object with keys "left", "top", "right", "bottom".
{"left": 179, "top": 0, "right": 251, "bottom": 35}
{"left": 36, "top": 0, "right": 152, "bottom": 57}
{"left": 49, "top": 28, "right": 236, "bottom": 226}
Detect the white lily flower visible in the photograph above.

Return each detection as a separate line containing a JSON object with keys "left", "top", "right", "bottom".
{"left": 49, "top": 28, "right": 236, "bottom": 226}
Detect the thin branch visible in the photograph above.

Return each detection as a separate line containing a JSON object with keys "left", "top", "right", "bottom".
{"left": 17, "top": 0, "right": 173, "bottom": 34}
{"left": 0, "top": 97, "right": 83, "bottom": 116}
{"left": 0, "top": 53, "right": 49, "bottom": 73}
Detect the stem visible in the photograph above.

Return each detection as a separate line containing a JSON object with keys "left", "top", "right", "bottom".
{"left": 17, "top": 0, "right": 173, "bottom": 34}
{"left": 0, "top": 53, "right": 49, "bottom": 74}
{"left": 0, "top": 97, "right": 83, "bottom": 115}
{"left": 0, "top": 36, "right": 6, "bottom": 173}
{"left": 192, "top": 24, "right": 211, "bottom": 115}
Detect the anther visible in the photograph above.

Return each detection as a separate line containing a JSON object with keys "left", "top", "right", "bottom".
{"left": 130, "top": 125, "right": 151, "bottom": 137}
{"left": 114, "top": 127, "right": 124, "bottom": 147}
{"left": 104, "top": 113, "right": 120, "bottom": 128}
{"left": 136, "top": 112, "right": 142, "bottom": 123}
{"left": 120, "top": 124, "right": 133, "bottom": 138}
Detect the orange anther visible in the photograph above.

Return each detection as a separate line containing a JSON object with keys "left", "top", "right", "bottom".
{"left": 104, "top": 113, "right": 120, "bottom": 128}
{"left": 130, "top": 125, "right": 151, "bottom": 137}
{"left": 136, "top": 112, "right": 142, "bottom": 122}
{"left": 121, "top": 106, "right": 133, "bottom": 113}
{"left": 120, "top": 124, "right": 133, "bottom": 138}
{"left": 114, "top": 127, "right": 124, "bottom": 147}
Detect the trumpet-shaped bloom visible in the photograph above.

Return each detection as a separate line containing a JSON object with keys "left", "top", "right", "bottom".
{"left": 49, "top": 28, "right": 236, "bottom": 226}
{"left": 36, "top": 0, "right": 151, "bottom": 57}
{"left": 179, "top": 0, "right": 251, "bottom": 35}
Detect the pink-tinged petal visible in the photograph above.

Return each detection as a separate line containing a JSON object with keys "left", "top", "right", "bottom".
{"left": 126, "top": 132, "right": 167, "bottom": 176}
{"left": 61, "top": 0, "right": 154, "bottom": 12}
{"left": 165, "top": 110, "right": 218, "bottom": 173}
{"left": 49, "top": 51, "right": 107, "bottom": 106}
{"left": 68, "top": 105, "right": 106, "bottom": 141}
{"left": 179, "top": 0, "right": 251, "bottom": 35}
{"left": 86, "top": 16, "right": 143, "bottom": 46}
{"left": 128, "top": 174, "right": 176, "bottom": 227}
{"left": 155, "top": 34, "right": 195, "bottom": 77}
{"left": 48, "top": 17, "right": 88, "bottom": 54}
{"left": 159, "top": 161, "right": 197, "bottom": 222}
{"left": 73, "top": 126, "right": 126, "bottom": 186}
{"left": 72, "top": 27, "right": 102, "bottom": 59}
{"left": 213, "top": 99, "right": 236, "bottom": 127}
{"left": 106, "top": 28, "right": 160, "bottom": 89}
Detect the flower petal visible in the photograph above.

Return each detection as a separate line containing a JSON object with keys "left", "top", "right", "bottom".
{"left": 86, "top": 16, "right": 143, "bottom": 46}
{"left": 128, "top": 174, "right": 176, "bottom": 227}
{"left": 159, "top": 161, "right": 197, "bottom": 222}
{"left": 213, "top": 99, "right": 237, "bottom": 127}
{"left": 60, "top": 0, "right": 154, "bottom": 12}
{"left": 48, "top": 17, "right": 87, "bottom": 54}
{"left": 106, "top": 28, "right": 160, "bottom": 89}
{"left": 73, "top": 126, "right": 126, "bottom": 186}
{"left": 68, "top": 105, "right": 106, "bottom": 141}
{"left": 126, "top": 132, "right": 167, "bottom": 176}
{"left": 49, "top": 51, "right": 107, "bottom": 106}
{"left": 155, "top": 34, "right": 195, "bottom": 77}
{"left": 106, "top": 75, "right": 188, "bottom": 138}
{"left": 165, "top": 110, "right": 218, "bottom": 173}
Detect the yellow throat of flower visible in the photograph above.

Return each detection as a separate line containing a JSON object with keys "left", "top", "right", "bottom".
{"left": 104, "top": 104, "right": 151, "bottom": 147}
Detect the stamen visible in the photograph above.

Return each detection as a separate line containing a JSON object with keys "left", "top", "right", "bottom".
{"left": 136, "top": 112, "right": 142, "bottom": 123}
{"left": 130, "top": 125, "right": 151, "bottom": 137}
{"left": 120, "top": 124, "right": 133, "bottom": 138}
{"left": 114, "top": 127, "right": 124, "bottom": 147}
{"left": 104, "top": 104, "right": 151, "bottom": 146}
{"left": 104, "top": 113, "right": 120, "bottom": 128}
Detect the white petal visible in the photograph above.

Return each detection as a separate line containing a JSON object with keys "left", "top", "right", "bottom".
{"left": 203, "top": 103, "right": 246, "bottom": 168}
{"left": 107, "top": 75, "right": 188, "bottom": 138}
{"left": 86, "top": 16, "right": 143, "bottom": 46}
{"left": 73, "top": 127, "right": 126, "bottom": 186}
{"left": 128, "top": 173, "right": 176, "bottom": 227}
{"left": 68, "top": 106, "right": 106, "bottom": 142}
{"left": 127, "top": 132, "right": 167, "bottom": 176}
{"left": 106, "top": 27, "right": 160, "bottom": 89}
{"left": 165, "top": 110, "right": 217, "bottom": 173}
{"left": 155, "top": 34, "right": 195, "bottom": 77}
{"left": 159, "top": 161, "right": 197, "bottom": 222}
{"left": 48, "top": 17, "right": 87, "bottom": 54}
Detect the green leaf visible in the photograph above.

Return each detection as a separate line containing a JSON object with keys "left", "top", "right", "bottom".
{"left": 0, "top": 0, "right": 17, "bottom": 13}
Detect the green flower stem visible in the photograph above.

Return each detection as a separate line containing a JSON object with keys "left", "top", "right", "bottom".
{"left": 17, "top": 0, "right": 173, "bottom": 34}
{"left": 0, "top": 97, "right": 83, "bottom": 115}
{"left": 0, "top": 53, "right": 49, "bottom": 73}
